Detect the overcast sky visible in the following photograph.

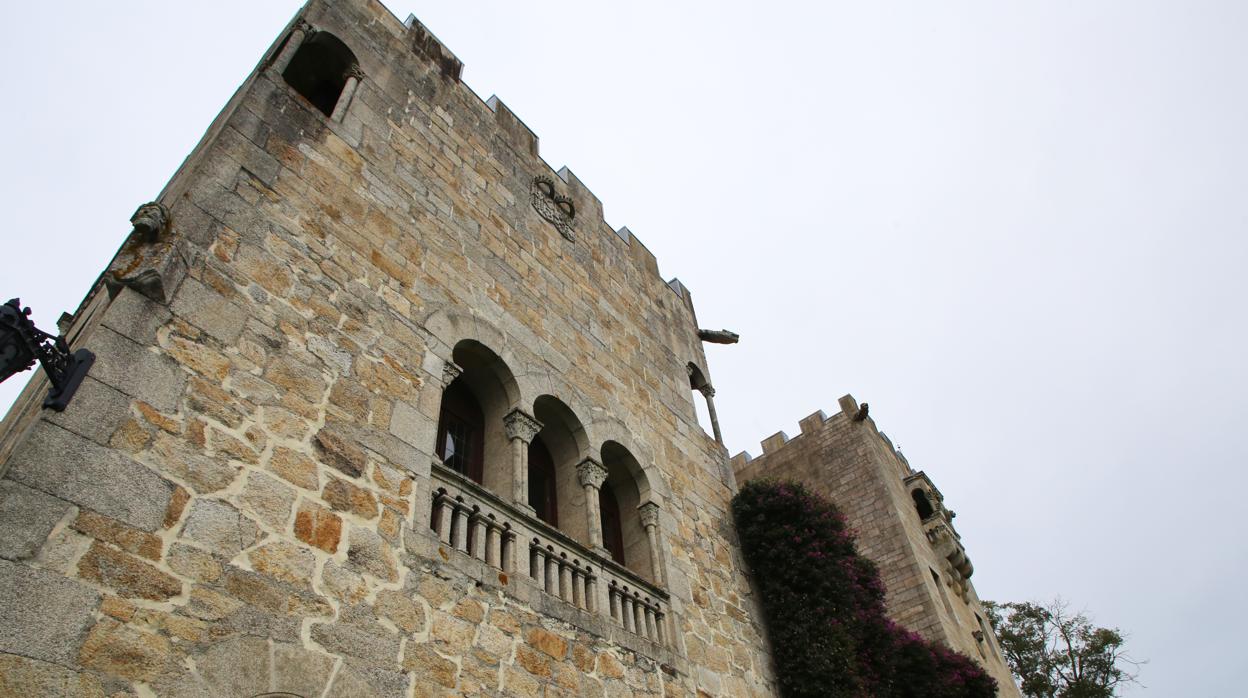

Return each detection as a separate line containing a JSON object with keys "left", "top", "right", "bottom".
{"left": 2, "top": 2, "right": 1244, "bottom": 694}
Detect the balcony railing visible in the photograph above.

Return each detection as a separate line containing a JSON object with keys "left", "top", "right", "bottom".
{"left": 429, "top": 463, "right": 668, "bottom": 646}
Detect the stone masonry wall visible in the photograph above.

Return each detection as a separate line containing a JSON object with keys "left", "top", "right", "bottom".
{"left": 0, "top": 1, "right": 774, "bottom": 695}
{"left": 732, "top": 396, "right": 1021, "bottom": 697}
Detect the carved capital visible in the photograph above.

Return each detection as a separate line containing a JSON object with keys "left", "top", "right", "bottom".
{"left": 576, "top": 458, "right": 608, "bottom": 489}
{"left": 503, "top": 409, "right": 542, "bottom": 442}
{"left": 697, "top": 384, "right": 715, "bottom": 399}
{"left": 440, "top": 361, "right": 462, "bottom": 387}
{"left": 638, "top": 501, "right": 661, "bottom": 528}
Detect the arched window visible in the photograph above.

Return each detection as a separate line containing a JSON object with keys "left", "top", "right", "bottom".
{"left": 435, "top": 340, "right": 521, "bottom": 495}
{"left": 531, "top": 395, "right": 588, "bottom": 539}
{"left": 600, "top": 441, "right": 659, "bottom": 583}
{"left": 282, "top": 31, "right": 358, "bottom": 117}
{"left": 435, "top": 379, "right": 484, "bottom": 483}
{"left": 912, "top": 489, "right": 935, "bottom": 521}
{"left": 599, "top": 482, "right": 626, "bottom": 565}
{"left": 528, "top": 436, "right": 559, "bottom": 527}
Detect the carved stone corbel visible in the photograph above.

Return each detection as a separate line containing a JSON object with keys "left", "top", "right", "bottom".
{"left": 104, "top": 201, "right": 185, "bottom": 304}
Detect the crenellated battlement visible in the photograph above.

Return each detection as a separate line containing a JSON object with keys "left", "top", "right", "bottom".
{"left": 393, "top": 10, "right": 695, "bottom": 312}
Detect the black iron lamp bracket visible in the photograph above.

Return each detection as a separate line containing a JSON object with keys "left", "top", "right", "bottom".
{"left": 0, "top": 298, "right": 94, "bottom": 411}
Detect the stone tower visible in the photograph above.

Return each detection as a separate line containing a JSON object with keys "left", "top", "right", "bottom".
{"left": 0, "top": 1, "right": 773, "bottom": 695}
{"left": 732, "top": 395, "right": 1022, "bottom": 696}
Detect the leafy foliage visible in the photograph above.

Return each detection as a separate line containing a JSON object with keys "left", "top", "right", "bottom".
{"left": 984, "top": 600, "right": 1141, "bottom": 697}
{"left": 732, "top": 479, "right": 997, "bottom": 698}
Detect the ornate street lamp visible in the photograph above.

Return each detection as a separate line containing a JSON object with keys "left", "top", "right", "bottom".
{"left": 0, "top": 299, "right": 94, "bottom": 411}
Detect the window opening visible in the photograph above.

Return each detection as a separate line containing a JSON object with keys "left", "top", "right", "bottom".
{"left": 282, "top": 31, "right": 358, "bottom": 117}
{"left": 528, "top": 437, "right": 559, "bottom": 527}
{"left": 600, "top": 482, "right": 626, "bottom": 566}
{"left": 912, "top": 488, "right": 935, "bottom": 521}
{"left": 436, "top": 379, "right": 484, "bottom": 484}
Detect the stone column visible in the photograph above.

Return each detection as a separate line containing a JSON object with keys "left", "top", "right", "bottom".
{"left": 503, "top": 409, "right": 542, "bottom": 512}
{"left": 699, "top": 384, "right": 724, "bottom": 444}
{"left": 576, "top": 458, "right": 609, "bottom": 550}
{"left": 270, "top": 20, "right": 310, "bottom": 74}
{"left": 331, "top": 67, "right": 364, "bottom": 122}
{"left": 638, "top": 502, "right": 665, "bottom": 587}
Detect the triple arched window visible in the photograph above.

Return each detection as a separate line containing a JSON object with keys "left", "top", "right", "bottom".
{"left": 432, "top": 339, "right": 661, "bottom": 585}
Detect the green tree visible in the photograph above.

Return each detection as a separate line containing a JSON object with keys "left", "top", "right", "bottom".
{"left": 984, "top": 599, "right": 1142, "bottom": 698}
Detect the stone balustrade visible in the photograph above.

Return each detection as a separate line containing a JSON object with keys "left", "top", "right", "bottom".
{"left": 429, "top": 463, "right": 668, "bottom": 645}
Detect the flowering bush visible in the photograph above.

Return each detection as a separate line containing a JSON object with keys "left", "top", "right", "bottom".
{"left": 732, "top": 479, "right": 997, "bottom": 698}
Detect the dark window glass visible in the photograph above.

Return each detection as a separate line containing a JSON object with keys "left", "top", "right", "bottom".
{"left": 528, "top": 438, "right": 558, "bottom": 527}
{"left": 600, "top": 482, "right": 626, "bottom": 565}
{"left": 435, "top": 380, "right": 484, "bottom": 483}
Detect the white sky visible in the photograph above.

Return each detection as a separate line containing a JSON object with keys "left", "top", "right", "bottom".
{"left": 3, "top": 2, "right": 1245, "bottom": 694}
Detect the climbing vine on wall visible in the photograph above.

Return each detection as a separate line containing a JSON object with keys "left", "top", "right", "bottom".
{"left": 732, "top": 479, "right": 998, "bottom": 698}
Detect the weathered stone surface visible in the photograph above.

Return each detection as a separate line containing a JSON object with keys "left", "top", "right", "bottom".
{"left": 6, "top": 421, "right": 174, "bottom": 531}
{"left": 180, "top": 499, "right": 261, "bottom": 556}
{"left": 314, "top": 423, "right": 367, "bottom": 477}
{"left": 0, "top": 560, "right": 100, "bottom": 665}
{"left": 269, "top": 446, "right": 320, "bottom": 490}
{"left": 236, "top": 469, "right": 296, "bottom": 530}
{"left": 323, "top": 663, "right": 381, "bottom": 698}
{"left": 71, "top": 509, "right": 162, "bottom": 560}
{"left": 389, "top": 399, "right": 434, "bottom": 450}
{"left": 0, "top": 479, "right": 71, "bottom": 561}
{"left": 170, "top": 276, "right": 248, "bottom": 343}
{"left": 322, "top": 559, "right": 368, "bottom": 604}
{"left": 100, "top": 285, "right": 172, "bottom": 344}
{"left": 0, "top": 652, "right": 106, "bottom": 697}
{"left": 77, "top": 541, "right": 181, "bottom": 600}
{"left": 374, "top": 589, "right": 426, "bottom": 633}
{"left": 249, "top": 538, "right": 315, "bottom": 586}
{"left": 265, "top": 356, "right": 327, "bottom": 404}
{"left": 150, "top": 433, "right": 241, "bottom": 494}
{"left": 79, "top": 617, "right": 173, "bottom": 682}
{"left": 526, "top": 626, "right": 569, "bottom": 660}
{"left": 293, "top": 499, "right": 342, "bottom": 553}
{"left": 44, "top": 376, "right": 131, "bottom": 447}
{"left": 167, "top": 542, "right": 222, "bottom": 582}
{"left": 272, "top": 641, "right": 337, "bottom": 697}
{"left": 311, "top": 618, "right": 401, "bottom": 664}
{"left": 323, "top": 474, "right": 379, "bottom": 519}
{"left": 83, "top": 325, "right": 186, "bottom": 411}
{"left": 346, "top": 524, "right": 396, "bottom": 581}
{"left": 402, "top": 643, "right": 458, "bottom": 688}
{"left": 164, "top": 485, "right": 191, "bottom": 528}
{"left": 221, "top": 566, "right": 332, "bottom": 618}
{"left": 195, "top": 635, "right": 270, "bottom": 697}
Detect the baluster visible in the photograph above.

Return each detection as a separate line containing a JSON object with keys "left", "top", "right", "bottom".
{"left": 559, "top": 554, "right": 573, "bottom": 602}
{"left": 584, "top": 567, "right": 596, "bottom": 613}
{"left": 530, "top": 539, "right": 544, "bottom": 580}
{"left": 609, "top": 582, "right": 621, "bottom": 624}
{"left": 571, "top": 561, "right": 585, "bottom": 609}
{"left": 503, "top": 526, "right": 516, "bottom": 573}
{"left": 433, "top": 490, "right": 452, "bottom": 544}
{"left": 469, "top": 508, "right": 487, "bottom": 560}
{"left": 544, "top": 546, "right": 559, "bottom": 596}
{"left": 486, "top": 516, "right": 501, "bottom": 568}
{"left": 655, "top": 609, "right": 666, "bottom": 645}
{"left": 632, "top": 592, "right": 644, "bottom": 635}
{"left": 452, "top": 498, "right": 469, "bottom": 552}
{"left": 644, "top": 601, "right": 657, "bottom": 640}
{"left": 622, "top": 589, "right": 636, "bottom": 633}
